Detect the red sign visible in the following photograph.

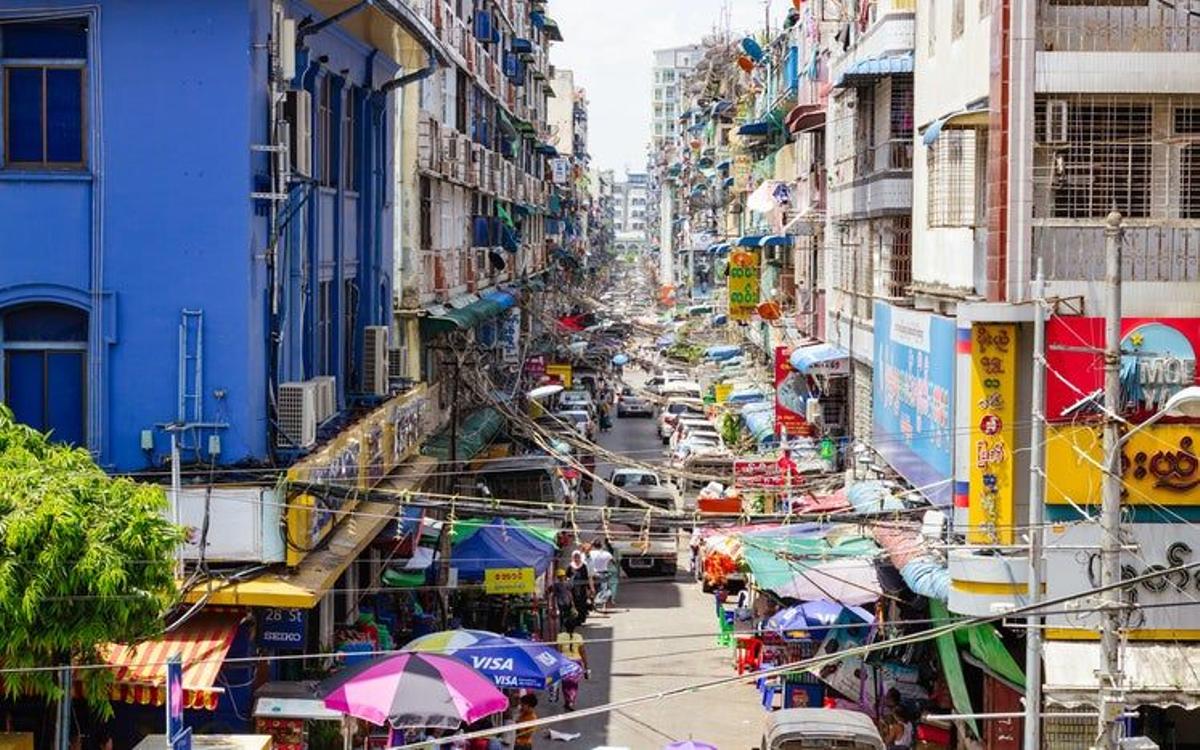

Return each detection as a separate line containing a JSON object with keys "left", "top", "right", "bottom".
{"left": 1045, "top": 318, "right": 1200, "bottom": 422}
{"left": 734, "top": 458, "right": 795, "bottom": 488}
{"left": 979, "top": 414, "right": 1002, "bottom": 436}
{"left": 774, "top": 346, "right": 812, "bottom": 437}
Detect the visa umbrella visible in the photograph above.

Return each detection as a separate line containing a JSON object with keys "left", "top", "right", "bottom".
{"left": 320, "top": 652, "right": 507, "bottom": 729}
{"left": 405, "top": 629, "right": 582, "bottom": 690}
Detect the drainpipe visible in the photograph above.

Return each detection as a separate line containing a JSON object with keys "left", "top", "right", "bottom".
{"left": 380, "top": 46, "right": 439, "bottom": 93}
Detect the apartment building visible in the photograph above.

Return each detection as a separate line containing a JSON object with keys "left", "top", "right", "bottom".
{"left": 824, "top": 0, "right": 917, "bottom": 444}
{"left": 614, "top": 172, "right": 651, "bottom": 241}
{"left": 651, "top": 44, "right": 705, "bottom": 152}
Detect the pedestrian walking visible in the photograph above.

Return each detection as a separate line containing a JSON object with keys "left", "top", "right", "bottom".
{"left": 552, "top": 568, "right": 576, "bottom": 629}
{"left": 587, "top": 540, "right": 614, "bottom": 612}
{"left": 567, "top": 550, "right": 592, "bottom": 623}
{"left": 555, "top": 620, "right": 589, "bottom": 711}
{"left": 689, "top": 526, "right": 703, "bottom": 580}
{"left": 514, "top": 694, "right": 538, "bottom": 750}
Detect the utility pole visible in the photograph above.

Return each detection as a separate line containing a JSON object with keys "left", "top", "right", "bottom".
{"left": 1098, "top": 211, "right": 1125, "bottom": 749}
{"left": 1024, "top": 259, "right": 1046, "bottom": 750}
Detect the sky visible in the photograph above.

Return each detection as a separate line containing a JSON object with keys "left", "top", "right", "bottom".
{"left": 548, "top": 0, "right": 777, "bottom": 175}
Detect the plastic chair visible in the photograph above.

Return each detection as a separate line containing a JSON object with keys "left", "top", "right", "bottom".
{"left": 760, "top": 680, "right": 779, "bottom": 710}
{"left": 735, "top": 635, "right": 764, "bottom": 675}
{"left": 716, "top": 612, "right": 735, "bottom": 647}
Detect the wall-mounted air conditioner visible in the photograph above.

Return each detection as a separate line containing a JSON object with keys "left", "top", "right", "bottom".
{"left": 277, "top": 381, "right": 317, "bottom": 448}
{"left": 310, "top": 375, "right": 336, "bottom": 422}
{"left": 388, "top": 346, "right": 409, "bottom": 382}
{"left": 363, "top": 326, "right": 390, "bottom": 396}
{"left": 177, "top": 486, "right": 285, "bottom": 564}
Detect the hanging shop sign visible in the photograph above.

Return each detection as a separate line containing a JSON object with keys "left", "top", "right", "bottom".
{"left": 484, "top": 567, "right": 537, "bottom": 595}
{"left": 499, "top": 308, "right": 522, "bottom": 363}
{"left": 1045, "top": 522, "right": 1200, "bottom": 640}
{"left": 774, "top": 346, "right": 808, "bottom": 436}
{"left": 258, "top": 608, "right": 308, "bottom": 650}
{"left": 734, "top": 458, "right": 792, "bottom": 489}
{"left": 1045, "top": 318, "right": 1200, "bottom": 422}
{"left": 1044, "top": 423, "right": 1200, "bottom": 507}
{"left": 967, "top": 324, "right": 1018, "bottom": 545}
{"left": 871, "top": 303, "right": 956, "bottom": 507}
{"left": 728, "top": 248, "right": 761, "bottom": 322}
{"left": 523, "top": 355, "right": 547, "bottom": 380}
{"left": 285, "top": 385, "right": 430, "bottom": 567}
{"left": 551, "top": 158, "right": 570, "bottom": 185}
{"left": 545, "top": 363, "right": 573, "bottom": 389}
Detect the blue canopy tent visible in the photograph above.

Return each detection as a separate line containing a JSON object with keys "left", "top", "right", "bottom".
{"left": 705, "top": 345, "right": 742, "bottom": 362}
{"left": 450, "top": 518, "right": 558, "bottom": 582}
{"left": 789, "top": 343, "right": 849, "bottom": 375}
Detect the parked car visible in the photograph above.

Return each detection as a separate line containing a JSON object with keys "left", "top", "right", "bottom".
{"left": 617, "top": 394, "right": 654, "bottom": 418}
{"left": 759, "top": 708, "right": 885, "bottom": 750}
{"left": 559, "top": 389, "right": 596, "bottom": 415}
{"left": 658, "top": 398, "right": 707, "bottom": 443}
{"left": 555, "top": 409, "right": 597, "bottom": 441}
{"left": 670, "top": 417, "right": 722, "bottom": 449}
{"left": 605, "top": 479, "right": 680, "bottom": 577}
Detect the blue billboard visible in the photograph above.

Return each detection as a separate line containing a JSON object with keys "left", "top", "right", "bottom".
{"left": 872, "top": 302, "right": 956, "bottom": 506}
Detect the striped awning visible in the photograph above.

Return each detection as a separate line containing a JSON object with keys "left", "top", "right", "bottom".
{"left": 101, "top": 610, "right": 242, "bottom": 710}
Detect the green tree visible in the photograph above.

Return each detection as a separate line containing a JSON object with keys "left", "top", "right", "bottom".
{"left": 0, "top": 406, "right": 184, "bottom": 714}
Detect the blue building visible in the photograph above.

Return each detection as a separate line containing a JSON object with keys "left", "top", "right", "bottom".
{"left": 0, "top": 1, "right": 441, "bottom": 471}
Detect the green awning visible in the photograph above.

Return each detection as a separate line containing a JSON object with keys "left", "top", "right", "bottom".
{"left": 931, "top": 600, "right": 979, "bottom": 737}
{"left": 421, "top": 291, "right": 518, "bottom": 335}
{"left": 740, "top": 529, "right": 879, "bottom": 596}
{"left": 497, "top": 109, "right": 519, "bottom": 138}
{"left": 541, "top": 17, "right": 563, "bottom": 42}
{"left": 421, "top": 407, "right": 504, "bottom": 462}
{"left": 451, "top": 518, "right": 558, "bottom": 546}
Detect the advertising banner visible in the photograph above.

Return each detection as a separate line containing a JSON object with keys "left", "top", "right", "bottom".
{"left": 1045, "top": 521, "right": 1200, "bottom": 639}
{"left": 1045, "top": 423, "right": 1200, "bottom": 507}
{"left": 499, "top": 308, "right": 522, "bottom": 363}
{"left": 774, "top": 346, "right": 808, "bottom": 437}
{"left": 728, "top": 248, "right": 761, "bottom": 322}
{"left": 258, "top": 608, "right": 307, "bottom": 650}
{"left": 1045, "top": 317, "right": 1199, "bottom": 422}
{"left": 872, "top": 303, "right": 956, "bottom": 506}
{"left": 967, "top": 324, "right": 1018, "bottom": 545}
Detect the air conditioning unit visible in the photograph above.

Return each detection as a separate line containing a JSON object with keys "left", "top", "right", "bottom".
{"left": 441, "top": 131, "right": 457, "bottom": 180}
{"left": 363, "top": 325, "right": 390, "bottom": 397}
{"left": 310, "top": 375, "right": 336, "bottom": 422}
{"left": 284, "top": 89, "right": 313, "bottom": 178}
{"left": 468, "top": 143, "right": 483, "bottom": 188}
{"left": 277, "top": 381, "right": 318, "bottom": 448}
{"left": 480, "top": 150, "right": 493, "bottom": 195}
{"left": 388, "top": 346, "right": 409, "bottom": 381}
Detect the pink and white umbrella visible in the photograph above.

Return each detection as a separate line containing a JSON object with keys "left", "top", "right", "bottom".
{"left": 320, "top": 652, "right": 507, "bottom": 729}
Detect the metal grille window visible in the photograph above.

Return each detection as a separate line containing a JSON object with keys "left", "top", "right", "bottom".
{"left": 928, "top": 129, "right": 980, "bottom": 227}
{"left": 419, "top": 176, "right": 433, "bottom": 248}
{"left": 1035, "top": 97, "right": 1152, "bottom": 218}
{"left": 342, "top": 87, "right": 356, "bottom": 191}
{"left": 883, "top": 216, "right": 913, "bottom": 299}
{"left": 1177, "top": 106, "right": 1200, "bottom": 219}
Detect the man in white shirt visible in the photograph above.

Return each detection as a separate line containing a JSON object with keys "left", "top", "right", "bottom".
{"left": 587, "top": 541, "right": 615, "bottom": 611}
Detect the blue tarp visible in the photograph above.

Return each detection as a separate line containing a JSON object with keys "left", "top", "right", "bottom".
{"left": 741, "top": 402, "right": 777, "bottom": 447}
{"left": 705, "top": 345, "right": 741, "bottom": 361}
{"left": 735, "top": 235, "right": 765, "bottom": 247}
{"left": 729, "top": 388, "right": 768, "bottom": 405}
{"left": 789, "top": 343, "right": 849, "bottom": 374}
{"left": 757, "top": 235, "right": 793, "bottom": 247}
{"left": 708, "top": 242, "right": 731, "bottom": 254}
{"left": 835, "top": 52, "right": 914, "bottom": 88}
{"left": 737, "top": 121, "right": 772, "bottom": 136}
{"left": 451, "top": 517, "right": 557, "bottom": 582}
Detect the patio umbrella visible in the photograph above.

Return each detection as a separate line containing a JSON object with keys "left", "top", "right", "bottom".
{"left": 612, "top": 353, "right": 630, "bottom": 366}
{"left": 405, "top": 629, "right": 582, "bottom": 690}
{"left": 320, "top": 652, "right": 506, "bottom": 729}
{"left": 766, "top": 600, "right": 874, "bottom": 640}
{"left": 663, "top": 743, "right": 719, "bottom": 750}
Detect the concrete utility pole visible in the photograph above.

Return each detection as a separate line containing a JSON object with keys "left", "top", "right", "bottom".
{"left": 1097, "top": 211, "right": 1125, "bottom": 750}
{"left": 1024, "top": 260, "right": 1046, "bottom": 750}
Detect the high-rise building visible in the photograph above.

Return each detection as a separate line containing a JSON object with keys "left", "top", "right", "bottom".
{"left": 651, "top": 44, "right": 705, "bottom": 152}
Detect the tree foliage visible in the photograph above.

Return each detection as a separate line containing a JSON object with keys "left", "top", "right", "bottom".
{"left": 0, "top": 406, "right": 184, "bottom": 713}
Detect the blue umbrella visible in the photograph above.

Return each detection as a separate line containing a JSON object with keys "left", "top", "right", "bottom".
{"left": 612, "top": 353, "right": 630, "bottom": 366}
{"left": 408, "top": 631, "right": 581, "bottom": 690}
{"left": 766, "top": 601, "right": 874, "bottom": 640}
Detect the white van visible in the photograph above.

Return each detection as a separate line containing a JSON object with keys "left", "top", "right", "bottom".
{"left": 760, "top": 708, "right": 885, "bottom": 750}
{"left": 659, "top": 380, "right": 703, "bottom": 400}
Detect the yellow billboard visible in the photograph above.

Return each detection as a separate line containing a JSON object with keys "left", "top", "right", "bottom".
{"left": 484, "top": 567, "right": 537, "bottom": 595}
{"left": 285, "top": 384, "right": 429, "bottom": 566}
{"left": 1045, "top": 424, "right": 1200, "bottom": 506}
{"left": 545, "top": 364, "right": 573, "bottom": 389}
{"left": 968, "top": 324, "right": 1017, "bottom": 545}
{"left": 728, "top": 248, "right": 761, "bottom": 322}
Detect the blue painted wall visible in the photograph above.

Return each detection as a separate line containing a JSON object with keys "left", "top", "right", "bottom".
{"left": 0, "top": 0, "right": 396, "bottom": 471}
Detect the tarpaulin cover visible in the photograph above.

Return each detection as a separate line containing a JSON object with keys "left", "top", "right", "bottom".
{"left": 451, "top": 518, "right": 558, "bottom": 547}
{"left": 706, "top": 345, "right": 741, "bottom": 361}
{"left": 741, "top": 402, "right": 778, "bottom": 447}
{"left": 961, "top": 621, "right": 1025, "bottom": 688}
{"left": 450, "top": 517, "right": 557, "bottom": 581}
{"left": 741, "top": 525, "right": 882, "bottom": 605}
{"left": 930, "top": 599, "right": 978, "bottom": 737}
{"left": 421, "top": 408, "right": 504, "bottom": 461}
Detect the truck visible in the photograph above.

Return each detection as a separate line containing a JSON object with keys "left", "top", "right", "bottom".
{"left": 605, "top": 470, "right": 681, "bottom": 577}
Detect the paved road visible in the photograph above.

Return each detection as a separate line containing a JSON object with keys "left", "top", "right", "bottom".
{"left": 537, "top": 395, "right": 765, "bottom": 749}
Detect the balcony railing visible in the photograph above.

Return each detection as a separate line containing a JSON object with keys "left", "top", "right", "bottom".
{"left": 1033, "top": 222, "right": 1200, "bottom": 283}
{"left": 1039, "top": 0, "right": 1200, "bottom": 53}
